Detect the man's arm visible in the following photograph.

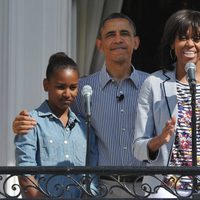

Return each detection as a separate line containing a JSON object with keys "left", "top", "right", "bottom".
{"left": 12, "top": 110, "right": 37, "bottom": 134}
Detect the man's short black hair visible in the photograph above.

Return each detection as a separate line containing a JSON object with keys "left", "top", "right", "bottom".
{"left": 98, "top": 12, "right": 137, "bottom": 38}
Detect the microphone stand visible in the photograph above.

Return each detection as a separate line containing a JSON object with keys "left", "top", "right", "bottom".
{"left": 85, "top": 114, "right": 91, "bottom": 195}
{"left": 81, "top": 85, "right": 93, "bottom": 197}
{"left": 190, "top": 82, "right": 197, "bottom": 194}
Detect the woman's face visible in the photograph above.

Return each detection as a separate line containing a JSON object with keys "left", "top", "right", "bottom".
{"left": 172, "top": 27, "right": 200, "bottom": 68}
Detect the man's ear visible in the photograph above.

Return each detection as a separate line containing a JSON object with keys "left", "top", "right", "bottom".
{"left": 43, "top": 79, "right": 48, "bottom": 92}
{"left": 96, "top": 39, "right": 103, "bottom": 52}
{"left": 133, "top": 36, "right": 140, "bottom": 50}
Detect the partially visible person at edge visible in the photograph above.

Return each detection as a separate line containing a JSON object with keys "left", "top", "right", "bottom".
{"left": 14, "top": 52, "right": 98, "bottom": 198}
{"left": 13, "top": 13, "right": 148, "bottom": 197}
{"left": 133, "top": 9, "right": 200, "bottom": 198}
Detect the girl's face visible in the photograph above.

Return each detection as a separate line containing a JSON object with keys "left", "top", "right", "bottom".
{"left": 43, "top": 68, "right": 79, "bottom": 115}
{"left": 172, "top": 27, "right": 200, "bottom": 68}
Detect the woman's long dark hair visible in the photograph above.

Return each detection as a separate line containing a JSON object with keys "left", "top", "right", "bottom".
{"left": 158, "top": 9, "right": 200, "bottom": 71}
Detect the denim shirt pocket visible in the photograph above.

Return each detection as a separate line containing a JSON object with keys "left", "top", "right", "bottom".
{"left": 72, "top": 141, "right": 87, "bottom": 165}
{"left": 40, "top": 136, "right": 63, "bottom": 162}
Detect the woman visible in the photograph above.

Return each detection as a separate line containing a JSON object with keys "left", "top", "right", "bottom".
{"left": 133, "top": 9, "right": 200, "bottom": 198}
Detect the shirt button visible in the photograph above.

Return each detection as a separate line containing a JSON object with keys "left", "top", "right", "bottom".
{"left": 122, "top": 128, "right": 125, "bottom": 132}
{"left": 65, "top": 155, "right": 69, "bottom": 158}
{"left": 120, "top": 109, "right": 124, "bottom": 112}
{"left": 49, "top": 140, "right": 53, "bottom": 143}
{"left": 64, "top": 140, "right": 68, "bottom": 144}
{"left": 123, "top": 147, "right": 127, "bottom": 150}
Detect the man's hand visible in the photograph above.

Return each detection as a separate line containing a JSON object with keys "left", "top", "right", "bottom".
{"left": 12, "top": 110, "right": 37, "bottom": 134}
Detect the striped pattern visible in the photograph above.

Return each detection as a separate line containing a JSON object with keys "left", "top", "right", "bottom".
{"left": 167, "top": 81, "right": 200, "bottom": 190}
{"left": 170, "top": 81, "right": 200, "bottom": 166}
{"left": 71, "top": 65, "right": 148, "bottom": 166}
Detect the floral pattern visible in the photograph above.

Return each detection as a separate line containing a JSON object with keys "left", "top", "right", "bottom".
{"left": 165, "top": 81, "right": 200, "bottom": 190}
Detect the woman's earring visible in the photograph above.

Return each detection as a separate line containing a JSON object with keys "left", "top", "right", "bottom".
{"left": 170, "top": 48, "right": 177, "bottom": 62}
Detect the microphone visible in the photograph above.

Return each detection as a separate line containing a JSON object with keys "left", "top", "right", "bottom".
{"left": 116, "top": 94, "right": 124, "bottom": 102}
{"left": 185, "top": 62, "right": 196, "bottom": 93}
{"left": 69, "top": 119, "right": 78, "bottom": 130}
{"left": 81, "top": 85, "right": 93, "bottom": 117}
{"left": 185, "top": 62, "right": 196, "bottom": 84}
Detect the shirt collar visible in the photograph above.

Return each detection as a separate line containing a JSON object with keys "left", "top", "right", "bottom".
{"left": 37, "top": 100, "right": 80, "bottom": 123}
{"left": 99, "top": 64, "right": 140, "bottom": 89}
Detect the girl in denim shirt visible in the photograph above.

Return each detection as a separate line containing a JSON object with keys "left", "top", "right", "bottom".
{"left": 14, "top": 52, "right": 98, "bottom": 198}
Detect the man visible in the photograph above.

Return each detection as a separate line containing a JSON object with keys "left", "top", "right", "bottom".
{"left": 13, "top": 13, "right": 148, "bottom": 197}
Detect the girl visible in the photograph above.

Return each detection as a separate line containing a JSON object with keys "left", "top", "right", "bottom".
{"left": 14, "top": 52, "right": 98, "bottom": 198}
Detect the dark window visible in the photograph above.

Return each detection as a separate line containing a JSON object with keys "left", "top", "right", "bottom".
{"left": 122, "top": 0, "right": 200, "bottom": 73}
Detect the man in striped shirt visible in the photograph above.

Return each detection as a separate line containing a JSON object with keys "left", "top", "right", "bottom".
{"left": 12, "top": 13, "right": 148, "bottom": 197}
{"left": 73, "top": 13, "right": 149, "bottom": 166}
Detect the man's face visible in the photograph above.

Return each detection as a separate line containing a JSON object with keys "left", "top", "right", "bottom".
{"left": 97, "top": 18, "right": 139, "bottom": 65}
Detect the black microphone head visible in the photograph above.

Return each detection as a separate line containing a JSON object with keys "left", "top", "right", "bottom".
{"left": 185, "top": 62, "right": 196, "bottom": 82}
{"left": 81, "top": 85, "right": 93, "bottom": 97}
{"left": 117, "top": 94, "right": 124, "bottom": 101}
{"left": 185, "top": 62, "right": 196, "bottom": 73}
